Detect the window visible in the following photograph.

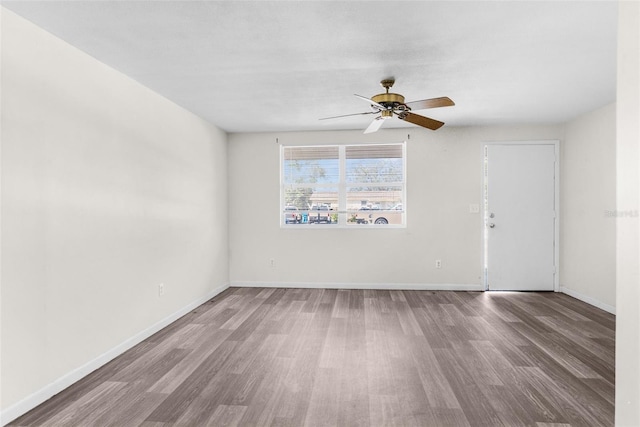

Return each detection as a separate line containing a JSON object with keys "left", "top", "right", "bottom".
{"left": 281, "top": 143, "right": 405, "bottom": 227}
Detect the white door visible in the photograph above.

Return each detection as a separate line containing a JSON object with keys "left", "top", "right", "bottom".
{"left": 485, "top": 143, "right": 557, "bottom": 291}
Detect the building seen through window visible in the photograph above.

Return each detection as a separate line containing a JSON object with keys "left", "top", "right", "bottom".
{"left": 281, "top": 143, "right": 405, "bottom": 227}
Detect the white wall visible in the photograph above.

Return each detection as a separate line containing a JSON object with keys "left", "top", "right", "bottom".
{"left": 616, "top": 1, "right": 640, "bottom": 424}
{"left": 560, "top": 103, "right": 616, "bottom": 312}
{"left": 0, "top": 8, "right": 229, "bottom": 422}
{"left": 229, "top": 125, "right": 563, "bottom": 289}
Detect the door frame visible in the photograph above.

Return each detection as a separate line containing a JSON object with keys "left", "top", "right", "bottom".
{"left": 481, "top": 140, "right": 560, "bottom": 292}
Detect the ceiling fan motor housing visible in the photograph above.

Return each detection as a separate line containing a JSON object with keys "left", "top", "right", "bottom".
{"left": 371, "top": 92, "right": 409, "bottom": 115}
{"left": 372, "top": 92, "right": 404, "bottom": 106}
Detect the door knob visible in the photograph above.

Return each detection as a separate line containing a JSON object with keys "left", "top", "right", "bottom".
{"left": 489, "top": 223, "right": 495, "bottom": 228}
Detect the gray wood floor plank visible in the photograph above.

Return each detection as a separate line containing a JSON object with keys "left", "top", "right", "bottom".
{"left": 40, "top": 381, "right": 127, "bottom": 427}
{"left": 336, "top": 348, "right": 370, "bottom": 426}
{"left": 517, "top": 366, "right": 610, "bottom": 427}
{"left": 143, "top": 340, "right": 239, "bottom": 423}
{"left": 433, "top": 348, "right": 505, "bottom": 426}
{"left": 10, "top": 289, "right": 615, "bottom": 427}
{"left": 582, "top": 378, "right": 616, "bottom": 406}
{"left": 450, "top": 340, "right": 505, "bottom": 387}
{"left": 147, "top": 328, "right": 233, "bottom": 394}
{"left": 110, "top": 329, "right": 197, "bottom": 383}
{"left": 206, "top": 404, "right": 247, "bottom": 427}
{"left": 318, "top": 317, "right": 347, "bottom": 369}
{"left": 394, "top": 298, "right": 425, "bottom": 336}
{"left": 520, "top": 346, "right": 614, "bottom": 425}
{"left": 331, "top": 288, "right": 350, "bottom": 319}
{"left": 303, "top": 367, "right": 341, "bottom": 426}
{"left": 365, "top": 328, "right": 396, "bottom": 396}
{"left": 407, "top": 338, "right": 462, "bottom": 409}
{"left": 510, "top": 322, "right": 604, "bottom": 379}
{"left": 367, "top": 394, "right": 403, "bottom": 426}
{"left": 536, "top": 316, "right": 615, "bottom": 364}
{"left": 89, "top": 387, "right": 168, "bottom": 427}
{"left": 469, "top": 340, "right": 568, "bottom": 425}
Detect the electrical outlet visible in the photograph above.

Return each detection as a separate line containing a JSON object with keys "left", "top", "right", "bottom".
{"left": 270, "top": 259, "right": 276, "bottom": 268}
{"left": 158, "top": 283, "right": 165, "bottom": 297}
{"left": 435, "top": 260, "right": 442, "bottom": 269}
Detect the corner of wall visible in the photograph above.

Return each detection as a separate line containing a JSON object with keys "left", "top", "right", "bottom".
{"left": 560, "top": 102, "right": 617, "bottom": 312}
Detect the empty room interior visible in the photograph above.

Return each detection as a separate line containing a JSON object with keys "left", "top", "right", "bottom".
{"left": 1, "top": 1, "right": 639, "bottom": 426}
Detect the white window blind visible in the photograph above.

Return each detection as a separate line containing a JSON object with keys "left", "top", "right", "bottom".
{"left": 281, "top": 143, "right": 405, "bottom": 227}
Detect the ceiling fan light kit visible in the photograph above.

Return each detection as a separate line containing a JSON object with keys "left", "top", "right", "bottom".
{"left": 322, "top": 78, "right": 454, "bottom": 134}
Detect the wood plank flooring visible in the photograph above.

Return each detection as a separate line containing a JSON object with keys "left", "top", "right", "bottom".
{"left": 10, "top": 288, "right": 615, "bottom": 426}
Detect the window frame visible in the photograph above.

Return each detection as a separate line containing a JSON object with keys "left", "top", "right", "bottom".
{"left": 280, "top": 141, "right": 407, "bottom": 228}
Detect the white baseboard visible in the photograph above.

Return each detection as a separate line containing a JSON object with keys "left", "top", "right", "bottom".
{"left": 560, "top": 286, "right": 616, "bottom": 314}
{"left": 230, "top": 281, "right": 483, "bottom": 291}
{"left": 0, "top": 283, "right": 229, "bottom": 427}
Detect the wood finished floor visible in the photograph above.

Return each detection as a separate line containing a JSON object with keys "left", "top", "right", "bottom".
{"left": 11, "top": 288, "right": 615, "bottom": 427}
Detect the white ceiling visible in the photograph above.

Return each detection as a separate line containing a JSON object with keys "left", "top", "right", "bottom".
{"left": 3, "top": 1, "right": 618, "bottom": 134}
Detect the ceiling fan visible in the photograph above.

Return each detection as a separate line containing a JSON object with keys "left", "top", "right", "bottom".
{"left": 320, "top": 79, "right": 454, "bottom": 134}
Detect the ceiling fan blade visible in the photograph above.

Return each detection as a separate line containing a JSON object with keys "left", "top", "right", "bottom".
{"left": 405, "top": 96, "right": 455, "bottom": 111}
{"left": 363, "top": 117, "right": 385, "bottom": 134}
{"left": 319, "top": 111, "right": 377, "bottom": 120}
{"left": 354, "top": 94, "right": 385, "bottom": 110}
{"left": 399, "top": 112, "right": 445, "bottom": 130}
